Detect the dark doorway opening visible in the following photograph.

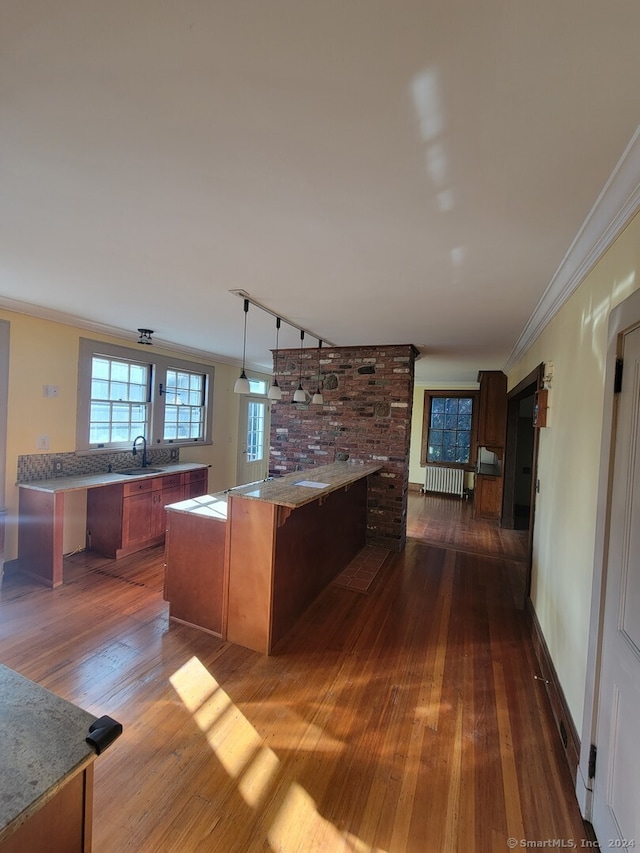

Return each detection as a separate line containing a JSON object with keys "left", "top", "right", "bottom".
{"left": 502, "top": 364, "right": 544, "bottom": 598}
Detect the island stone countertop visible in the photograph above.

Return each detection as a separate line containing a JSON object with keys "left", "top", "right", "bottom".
{"left": 16, "top": 462, "right": 208, "bottom": 494}
{"left": 227, "top": 461, "right": 382, "bottom": 509}
{"left": 0, "top": 664, "right": 98, "bottom": 842}
{"left": 165, "top": 462, "right": 382, "bottom": 517}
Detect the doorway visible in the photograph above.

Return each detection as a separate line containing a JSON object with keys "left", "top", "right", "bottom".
{"left": 237, "top": 395, "right": 270, "bottom": 485}
{"left": 502, "top": 364, "right": 543, "bottom": 596}
{"left": 0, "top": 320, "right": 9, "bottom": 575}
{"left": 579, "top": 288, "right": 640, "bottom": 841}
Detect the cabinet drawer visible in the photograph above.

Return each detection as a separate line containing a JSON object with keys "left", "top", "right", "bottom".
{"left": 159, "top": 473, "right": 184, "bottom": 490}
{"left": 123, "top": 478, "right": 154, "bottom": 496}
{"left": 185, "top": 469, "right": 207, "bottom": 484}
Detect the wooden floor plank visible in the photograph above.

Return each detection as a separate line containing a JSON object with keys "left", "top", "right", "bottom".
{"left": 0, "top": 495, "right": 590, "bottom": 851}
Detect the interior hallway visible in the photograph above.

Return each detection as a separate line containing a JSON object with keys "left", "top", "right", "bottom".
{"left": 0, "top": 493, "right": 590, "bottom": 852}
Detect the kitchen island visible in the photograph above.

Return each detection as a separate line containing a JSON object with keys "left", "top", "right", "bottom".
{"left": 165, "top": 461, "right": 381, "bottom": 654}
{"left": 0, "top": 664, "right": 120, "bottom": 852}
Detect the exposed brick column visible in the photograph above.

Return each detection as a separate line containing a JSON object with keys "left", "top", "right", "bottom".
{"left": 269, "top": 344, "right": 417, "bottom": 551}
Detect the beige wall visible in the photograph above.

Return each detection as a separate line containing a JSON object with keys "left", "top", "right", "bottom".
{"left": 0, "top": 308, "right": 253, "bottom": 562}
{"left": 508, "top": 209, "right": 640, "bottom": 734}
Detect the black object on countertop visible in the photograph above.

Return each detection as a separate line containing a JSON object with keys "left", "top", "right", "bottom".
{"left": 86, "top": 715, "right": 123, "bottom": 755}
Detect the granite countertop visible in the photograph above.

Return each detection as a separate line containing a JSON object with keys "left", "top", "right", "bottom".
{"left": 0, "top": 664, "right": 98, "bottom": 842}
{"left": 17, "top": 462, "right": 208, "bottom": 494}
{"left": 165, "top": 491, "right": 229, "bottom": 520}
{"left": 229, "top": 461, "right": 382, "bottom": 509}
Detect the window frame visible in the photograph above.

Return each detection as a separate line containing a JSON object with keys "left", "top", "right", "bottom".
{"left": 77, "top": 338, "right": 214, "bottom": 453}
{"left": 420, "top": 389, "right": 479, "bottom": 469}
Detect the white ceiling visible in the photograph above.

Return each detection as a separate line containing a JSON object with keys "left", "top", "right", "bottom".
{"left": 2, "top": 1, "right": 640, "bottom": 382}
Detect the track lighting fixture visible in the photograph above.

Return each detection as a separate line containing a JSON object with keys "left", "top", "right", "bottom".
{"left": 293, "top": 330, "right": 306, "bottom": 403}
{"left": 233, "top": 299, "right": 251, "bottom": 394}
{"left": 268, "top": 317, "right": 283, "bottom": 401}
{"left": 312, "top": 340, "right": 324, "bottom": 405}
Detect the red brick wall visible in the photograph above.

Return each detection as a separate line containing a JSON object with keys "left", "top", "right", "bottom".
{"left": 269, "top": 344, "right": 417, "bottom": 551}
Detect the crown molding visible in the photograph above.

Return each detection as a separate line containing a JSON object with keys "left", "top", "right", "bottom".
{"left": 0, "top": 293, "right": 261, "bottom": 371}
{"left": 504, "top": 125, "right": 640, "bottom": 374}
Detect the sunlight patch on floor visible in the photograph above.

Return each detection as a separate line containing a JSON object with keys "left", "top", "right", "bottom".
{"left": 170, "top": 656, "right": 383, "bottom": 850}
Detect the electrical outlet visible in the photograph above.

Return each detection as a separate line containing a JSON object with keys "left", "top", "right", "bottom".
{"left": 54, "top": 460, "right": 63, "bottom": 473}
{"left": 170, "top": 448, "right": 179, "bottom": 461}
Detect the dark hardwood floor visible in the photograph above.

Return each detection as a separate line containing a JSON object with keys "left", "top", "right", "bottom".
{"left": 0, "top": 494, "right": 590, "bottom": 852}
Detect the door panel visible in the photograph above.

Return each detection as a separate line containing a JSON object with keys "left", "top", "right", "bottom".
{"left": 592, "top": 324, "right": 640, "bottom": 845}
{"left": 237, "top": 396, "right": 269, "bottom": 485}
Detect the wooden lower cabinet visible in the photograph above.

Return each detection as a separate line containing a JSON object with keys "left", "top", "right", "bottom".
{"left": 474, "top": 473, "right": 503, "bottom": 520}
{"left": 0, "top": 765, "right": 94, "bottom": 853}
{"left": 184, "top": 468, "right": 208, "bottom": 499}
{"left": 87, "top": 469, "right": 207, "bottom": 559}
{"left": 164, "top": 510, "right": 226, "bottom": 635}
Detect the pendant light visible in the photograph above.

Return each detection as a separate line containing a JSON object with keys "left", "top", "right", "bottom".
{"left": 268, "top": 317, "right": 282, "bottom": 401}
{"left": 293, "top": 330, "right": 306, "bottom": 402}
{"left": 233, "top": 299, "right": 251, "bottom": 394}
{"left": 312, "top": 340, "right": 324, "bottom": 404}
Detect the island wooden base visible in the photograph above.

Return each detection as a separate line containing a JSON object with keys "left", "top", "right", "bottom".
{"left": 0, "top": 765, "right": 94, "bottom": 853}
{"left": 164, "top": 510, "right": 227, "bottom": 637}
{"left": 164, "top": 464, "right": 377, "bottom": 655}
{"left": 227, "top": 478, "right": 367, "bottom": 654}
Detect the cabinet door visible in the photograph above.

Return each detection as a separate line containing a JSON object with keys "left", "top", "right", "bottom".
{"left": 152, "top": 474, "right": 185, "bottom": 537}
{"left": 475, "top": 475, "right": 502, "bottom": 519}
{"left": 122, "top": 491, "right": 155, "bottom": 546}
{"left": 478, "top": 371, "right": 507, "bottom": 448}
{"left": 185, "top": 469, "right": 208, "bottom": 499}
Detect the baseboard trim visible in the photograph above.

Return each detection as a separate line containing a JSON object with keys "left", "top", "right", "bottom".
{"left": 408, "top": 482, "right": 423, "bottom": 492}
{"left": 525, "top": 597, "right": 581, "bottom": 784}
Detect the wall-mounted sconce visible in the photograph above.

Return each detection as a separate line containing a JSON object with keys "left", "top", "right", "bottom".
{"left": 268, "top": 317, "right": 283, "bottom": 401}
{"left": 137, "top": 328, "right": 154, "bottom": 345}
{"left": 293, "top": 331, "right": 306, "bottom": 403}
{"left": 233, "top": 299, "right": 251, "bottom": 394}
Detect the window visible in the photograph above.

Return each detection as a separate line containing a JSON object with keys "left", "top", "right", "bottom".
{"left": 89, "top": 355, "right": 151, "bottom": 445}
{"left": 77, "top": 339, "right": 214, "bottom": 452}
{"left": 163, "top": 368, "right": 205, "bottom": 441}
{"left": 248, "top": 378, "right": 267, "bottom": 395}
{"left": 420, "top": 390, "right": 478, "bottom": 467}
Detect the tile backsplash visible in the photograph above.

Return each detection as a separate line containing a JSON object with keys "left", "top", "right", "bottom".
{"left": 17, "top": 448, "right": 180, "bottom": 482}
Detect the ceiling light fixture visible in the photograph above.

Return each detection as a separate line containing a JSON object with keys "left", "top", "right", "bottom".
{"left": 312, "top": 340, "right": 324, "bottom": 405}
{"left": 268, "top": 317, "right": 283, "bottom": 401}
{"left": 293, "top": 330, "right": 306, "bottom": 403}
{"left": 137, "top": 328, "right": 154, "bottom": 345}
{"left": 233, "top": 299, "right": 251, "bottom": 394}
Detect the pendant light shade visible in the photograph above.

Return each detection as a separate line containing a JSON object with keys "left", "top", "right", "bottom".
{"left": 233, "top": 299, "right": 251, "bottom": 394}
{"left": 311, "top": 339, "right": 324, "bottom": 405}
{"left": 268, "top": 317, "right": 282, "bottom": 401}
{"left": 293, "top": 330, "right": 306, "bottom": 402}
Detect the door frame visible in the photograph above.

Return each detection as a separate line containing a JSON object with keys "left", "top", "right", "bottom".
{"left": 577, "top": 287, "right": 640, "bottom": 818}
{"left": 0, "top": 320, "right": 10, "bottom": 573}
{"left": 236, "top": 394, "right": 270, "bottom": 485}
{"left": 502, "top": 362, "right": 544, "bottom": 599}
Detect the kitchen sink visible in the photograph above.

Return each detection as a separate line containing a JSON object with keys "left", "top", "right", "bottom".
{"left": 116, "top": 467, "right": 164, "bottom": 475}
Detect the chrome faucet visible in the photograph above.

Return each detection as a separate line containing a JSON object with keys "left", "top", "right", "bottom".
{"left": 132, "top": 435, "right": 148, "bottom": 468}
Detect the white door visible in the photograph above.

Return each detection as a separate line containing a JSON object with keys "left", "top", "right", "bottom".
{"left": 592, "top": 324, "right": 640, "bottom": 845}
{"left": 237, "top": 396, "right": 270, "bottom": 485}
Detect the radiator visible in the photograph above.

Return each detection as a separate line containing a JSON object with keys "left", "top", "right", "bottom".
{"left": 423, "top": 465, "right": 464, "bottom": 498}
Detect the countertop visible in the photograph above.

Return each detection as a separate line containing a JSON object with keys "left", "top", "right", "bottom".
{"left": 17, "top": 462, "right": 208, "bottom": 494}
{"left": 166, "top": 491, "right": 229, "bottom": 520}
{"left": 230, "top": 462, "right": 381, "bottom": 510}
{"left": 0, "top": 664, "right": 98, "bottom": 842}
